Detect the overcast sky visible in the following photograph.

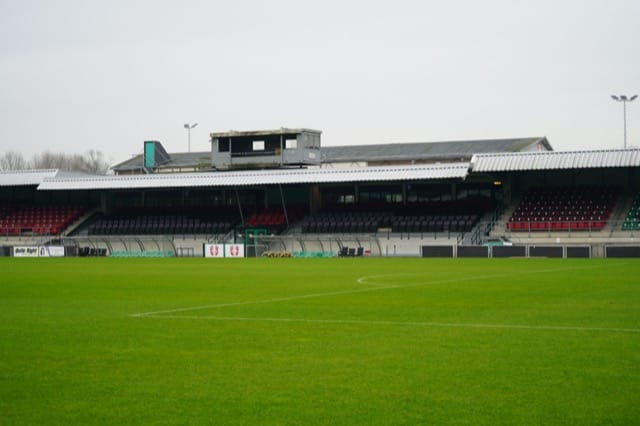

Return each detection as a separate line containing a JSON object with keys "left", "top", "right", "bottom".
{"left": 1, "top": 0, "right": 639, "bottom": 165}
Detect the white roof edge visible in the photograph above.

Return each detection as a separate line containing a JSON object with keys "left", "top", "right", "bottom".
{"left": 0, "top": 168, "right": 58, "bottom": 174}
{"left": 37, "top": 163, "right": 471, "bottom": 191}
{"left": 0, "top": 169, "right": 59, "bottom": 186}
{"left": 473, "top": 147, "right": 640, "bottom": 157}
{"left": 470, "top": 148, "right": 640, "bottom": 172}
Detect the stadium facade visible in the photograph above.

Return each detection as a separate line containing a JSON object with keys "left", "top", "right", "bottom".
{"left": 1, "top": 128, "right": 640, "bottom": 258}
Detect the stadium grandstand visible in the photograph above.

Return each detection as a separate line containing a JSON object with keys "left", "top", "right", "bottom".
{"left": 2, "top": 127, "right": 640, "bottom": 258}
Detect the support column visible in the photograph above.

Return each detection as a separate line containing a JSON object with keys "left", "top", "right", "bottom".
{"left": 279, "top": 184, "right": 289, "bottom": 227}
{"left": 235, "top": 188, "right": 245, "bottom": 225}
{"left": 310, "top": 185, "right": 321, "bottom": 214}
{"left": 402, "top": 182, "right": 408, "bottom": 205}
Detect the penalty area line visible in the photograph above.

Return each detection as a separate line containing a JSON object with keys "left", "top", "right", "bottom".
{"left": 135, "top": 314, "right": 640, "bottom": 334}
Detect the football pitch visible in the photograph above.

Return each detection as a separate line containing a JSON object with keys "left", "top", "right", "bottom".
{"left": 1, "top": 257, "right": 639, "bottom": 425}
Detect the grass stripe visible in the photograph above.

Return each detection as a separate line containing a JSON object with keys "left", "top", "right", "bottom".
{"left": 137, "top": 314, "right": 640, "bottom": 334}
{"left": 130, "top": 263, "right": 619, "bottom": 318}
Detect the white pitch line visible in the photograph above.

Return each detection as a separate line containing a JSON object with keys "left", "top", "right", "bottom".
{"left": 355, "top": 262, "right": 622, "bottom": 286}
{"left": 136, "top": 314, "right": 640, "bottom": 334}
{"left": 130, "top": 263, "right": 619, "bottom": 318}
{"left": 129, "top": 286, "right": 398, "bottom": 317}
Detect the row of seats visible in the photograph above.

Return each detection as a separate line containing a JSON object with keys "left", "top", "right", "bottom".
{"left": 507, "top": 186, "right": 617, "bottom": 231}
{"left": 0, "top": 206, "right": 84, "bottom": 236}
{"left": 622, "top": 193, "right": 640, "bottom": 230}
{"left": 508, "top": 220, "right": 606, "bottom": 231}
{"left": 87, "top": 206, "right": 306, "bottom": 236}
{"left": 90, "top": 205, "right": 307, "bottom": 236}
{"left": 0, "top": 200, "right": 486, "bottom": 237}
{"left": 306, "top": 200, "right": 489, "bottom": 235}
{"left": 5, "top": 188, "right": 634, "bottom": 238}
{"left": 245, "top": 206, "right": 305, "bottom": 229}
{"left": 89, "top": 215, "right": 236, "bottom": 236}
{"left": 389, "top": 215, "right": 478, "bottom": 233}
{"left": 300, "top": 210, "right": 480, "bottom": 234}
{"left": 300, "top": 211, "right": 388, "bottom": 234}
{"left": 90, "top": 204, "right": 478, "bottom": 236}
{"left": 86, "top": 205, "right": 241, "bottom": 236}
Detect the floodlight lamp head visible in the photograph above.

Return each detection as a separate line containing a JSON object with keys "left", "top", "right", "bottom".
{"left": 621, "top": 95, "right": 628, "bottom": 101}
{"left": 631, "top": 95, "right": 638, "bottom": 101}
{"left": 184, "top": 124, "right": 190, "bottom": 129}
{"left": 192, "top": 123, "right": 199, "bottom": 128}
{"left": 611, "top": 95, "right": 620, "bottom": 101}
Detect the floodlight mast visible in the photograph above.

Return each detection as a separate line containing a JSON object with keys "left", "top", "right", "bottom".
{"left": 611, "top": 95, "right": 637, "bottom": 148}
{"left": 183, "top": 123, "right": 198, "bottom": 152}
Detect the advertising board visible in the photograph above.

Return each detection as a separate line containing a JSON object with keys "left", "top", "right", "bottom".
{"left": 225, "top": 244, "right": 245, "bottom": 258}
{"left": 13, "top": 246, "right": 65, "bottom": 257}
{"left": 203, "top": 244, "right": 225, "bottom": 258}
{"left": 13, "top": 246, "right": 39, "bottom": 257}
{"left": 38, "top": 246, "right": 65, "bottom": 257}
{"left": 203, "top": 244, "right": 245, "bottom": 258}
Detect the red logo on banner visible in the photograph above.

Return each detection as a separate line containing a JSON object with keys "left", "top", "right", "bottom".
{"left": 207, "top": 244, "right": 223, "bottom": 257}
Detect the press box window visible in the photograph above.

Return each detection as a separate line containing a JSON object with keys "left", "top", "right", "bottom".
{"left": 285, "top": 139, "right": 297, "bottom": 149}
{"left": 253, "top": 140, "right": 265, "bottom": 151}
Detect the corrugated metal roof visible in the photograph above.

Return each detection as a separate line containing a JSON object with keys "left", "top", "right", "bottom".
{"left": 110, "top": 152, "right": 212, "bottom": 172}
{"left": 322, "top": 137, "right": 550, "bottom": 163}
{"left": 111, "top": 137, "right": 551, "bottom": 172}
{"left": 38, "top": 163, "right": 470, "bottom": 191}
{"left": 470, "top": 148, "right": 640, "bottom": 172}
{"left": 0, "top": 169, "right": 59, "bottom": 186}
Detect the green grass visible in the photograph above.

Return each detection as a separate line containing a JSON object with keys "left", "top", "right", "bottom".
{"left": 1, "top": 258, "right": 639, "bottom": 425}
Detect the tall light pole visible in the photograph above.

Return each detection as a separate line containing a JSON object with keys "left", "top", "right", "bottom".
{"left": 611, "top": 95, "right": 637, "bottom": 148}
{"left": 184, "top": 123, "right": 198, "bottom": 152}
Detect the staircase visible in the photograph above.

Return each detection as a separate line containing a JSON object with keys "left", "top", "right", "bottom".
{"left": 488, "top": 198, "right": 520, "bottom": 239}
{"left": 62, "top": 208, "right": 100, "bottom": 237}
{"left": 605, "top": 193, "right": 633, "bottom": 235}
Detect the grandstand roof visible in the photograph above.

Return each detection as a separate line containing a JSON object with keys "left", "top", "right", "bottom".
{"left": 110, "top": 151, "right": 211, "bottom": 173}
{"left": 470, "top": 148, "right": 640, "bottom": 172}
{"left": 37, "top": 163, "right": 471, "bottom": 190}
{"left": 0, "top": 169, "right": 59, "bottom": 186}
{"left": 111, "top": 136, "right": 551, "bottom": 173}
{"left": 0, "top": 170, "right": 109, "bottom": 187}
{"left": 321, "top": 137, "right": 551, "bottom": 163}
{"left": 9, "top": 147, "right": 640, "bottom": 192}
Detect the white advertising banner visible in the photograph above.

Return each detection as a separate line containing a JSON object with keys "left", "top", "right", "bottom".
{"left": 224, "top": 244, "right": 245, "bottom": 258}
{"left": 204, "top": 244, "right": 225, "bottom": 258}
{"left": 38, "top": 246, "right": 65, "bottom": 257}
{"left": 13, "top": 246, "right": 39, "bottom": 257}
